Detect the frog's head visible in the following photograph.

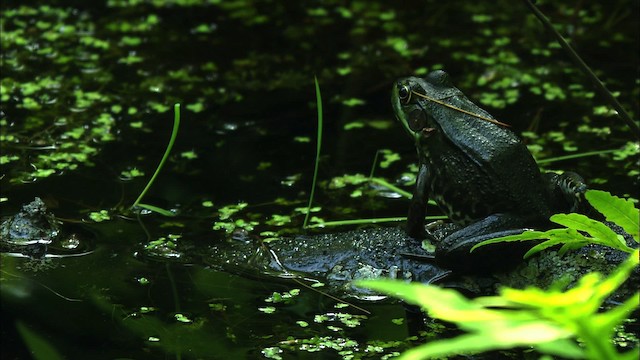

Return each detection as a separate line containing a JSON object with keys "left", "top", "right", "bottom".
{"left": 392, "top": 70, "right": 462, "bottom": 143}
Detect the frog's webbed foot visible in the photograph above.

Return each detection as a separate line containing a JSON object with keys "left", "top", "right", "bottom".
{"left": 435, "top": 214, "right": 541, "bottom": 273}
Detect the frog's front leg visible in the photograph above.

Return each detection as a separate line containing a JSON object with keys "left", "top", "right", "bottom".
{"left": 435, "top": 213, "right": 543, "bottom": 273}
{"left": 407, "top": 162, "right": 430, "bottom": 239}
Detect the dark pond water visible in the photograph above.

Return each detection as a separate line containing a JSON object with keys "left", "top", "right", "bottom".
{"left": 1, "top": 0, "right": 638, "bottom": 359}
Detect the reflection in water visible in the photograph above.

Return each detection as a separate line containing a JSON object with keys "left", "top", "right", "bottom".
{"left": 2, "top": 219, "right": 421, "bottom": 358}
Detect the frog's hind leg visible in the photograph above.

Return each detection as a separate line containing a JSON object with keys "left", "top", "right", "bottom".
{"left": 435, "top": 214, "right": 539, "bottom": 273}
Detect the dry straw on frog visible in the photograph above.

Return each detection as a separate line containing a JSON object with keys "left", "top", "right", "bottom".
{"left": 411, "top": 91, "right": 511, "bottom": 127}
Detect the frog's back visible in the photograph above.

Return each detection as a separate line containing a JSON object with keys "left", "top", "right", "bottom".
{"left": 421, "top": 110, "right": 554, "bottom": 225}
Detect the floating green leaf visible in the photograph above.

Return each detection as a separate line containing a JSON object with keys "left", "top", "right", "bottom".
{"left": 174, "top": 313, "right": 192, "bottom": 323}
{"left": 341, "top": 98, "right": 365, "bottom": 107}
{"left": 259, "top": 307, "right": 276, "bottom": 314}
{"left": 89, "top": 209, "right": 111, "bottom": 222}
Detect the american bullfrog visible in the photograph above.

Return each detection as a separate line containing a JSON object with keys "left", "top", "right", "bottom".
{"left": 392, "top": 70, "right": 586, "bottom": 272}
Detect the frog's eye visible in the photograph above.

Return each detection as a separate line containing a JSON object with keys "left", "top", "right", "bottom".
{"left": 398, "top": 84, "right": 411, "bottom": 104}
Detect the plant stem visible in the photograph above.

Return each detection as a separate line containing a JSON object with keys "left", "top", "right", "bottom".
{"left": 132, "top": 103, "right": 181, "bottom": 209}
{"left": 369, "top": 177, "right": 413, "bottom": 199}
{"left": 523, "top": 0, "right": 639, "bottom": 139}
{"left": 306, "top": 215, "right": 447, "bottom": 228}
{"left": 535, "top": 149, "right": 618, "bottom": 164}
{"left": 303, "top": 78, "right": 323, "bottom": 229}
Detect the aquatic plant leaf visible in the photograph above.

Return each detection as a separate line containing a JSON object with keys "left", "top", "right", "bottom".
{"left": 550, "top": 213, "right": 629, "bottom": 251}
{"left": 585, "top": 190, "right": 639, "bottom": 242}
{"left": 370, "top": 177, "right": 413, "bottom": 199}
{"left": 131, "top": 104, "right": 181, "bottom": 210}
{"left": 356, "top": 280, "right": 573, "bottom": 359}
{"left": 594, "top": 293, "right": 640, "bottom": 345}
{"left": 358, "top": 250, "right": 639, "bottom": 360}
{"left": 395, "top": 331, "right": 574, "bottom": 360}
{"left": 136, "top": 203, "right": 176, "bottom": 217}
{"left": 470, "top": 229, "right": 548, "bottom": 255}
{"left": 341, "top": 98, "right": 365, "bottom": 107}
{"left": 619, "top": 350, "right": 640, "bottom": 360}
{"left": 522, "top": 228, "right": 587, "bottom": 259}
{"left": 302, "top": 76, "right": 323, "bottom": 229}
{"left": 533, "top": 339, "right": 585, "bottom": 359}
{"left": 472, "top": 191, "right": 637, "bottom": 257}
{"left": 15, "top": 321, "right": 64, "bottom": 360}
{"left": 502, "top": 250, "right": 639, "bottom": 359}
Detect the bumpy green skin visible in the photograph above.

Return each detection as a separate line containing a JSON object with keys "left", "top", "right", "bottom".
{"left": 392, "top": 70, "right": 585, "bottom": 272}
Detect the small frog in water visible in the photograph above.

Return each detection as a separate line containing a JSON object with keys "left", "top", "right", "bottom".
{"left": 391, "top": 70, "right": 586, "bottom": 272}
{"left": 1, "top": 197, "right": 93, "bottom": 259}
